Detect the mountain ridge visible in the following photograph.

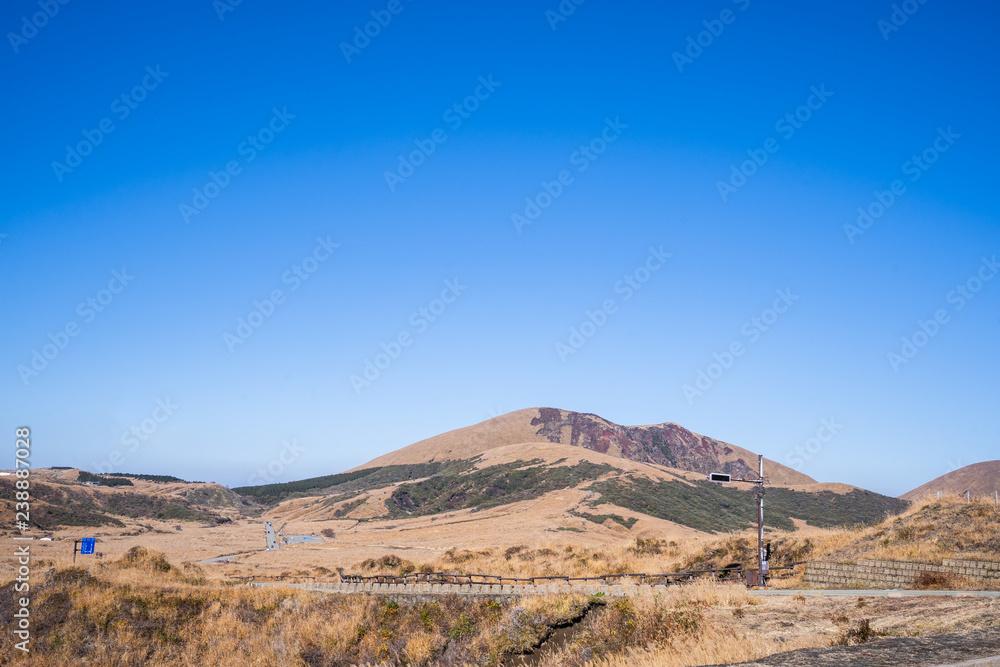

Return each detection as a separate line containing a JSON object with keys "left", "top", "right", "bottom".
{"left": 354, "top": 407, "right": 816, "bottom": 487}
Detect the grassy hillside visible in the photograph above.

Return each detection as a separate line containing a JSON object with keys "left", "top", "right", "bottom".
{"left": 0, "top": 477, "right": 255, "bottom": 529}
{"left": 348, "top": 495, "right": 998, "bottom": 588}
{"left": 901, "top": 460, "right": 1000, "bottom": 501}
{"left": 386, "top": 459, "right": 617, "bottom": 517}
{"left": 589, "top": 476, "right": 908, "bottom": 533}
{"left": 377, "top": 459, "right": 904, "bottom": 532}
{"left": 232, "top": 463, "right": 448, "bottom": 505}
{"left": 234, "top": 456, "right": 908, "bottom": 534}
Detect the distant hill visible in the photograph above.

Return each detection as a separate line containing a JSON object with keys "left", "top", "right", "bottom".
{"left": 901, "top": 461, "right": 1000, "bottom": 501}
{"left": 355, "top": 407, "right": 816, "bottom": 487}
{"left": 0, "top": 468, "right": 260, "bottom": 529}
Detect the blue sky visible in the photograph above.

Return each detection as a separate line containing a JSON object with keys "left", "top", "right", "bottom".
{"left": 2, "top": 0, "right": 997, "bottom": 496}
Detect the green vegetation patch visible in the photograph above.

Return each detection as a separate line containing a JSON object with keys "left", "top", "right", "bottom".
{"left": 232, "top": 462, "right": 462, "bottom": 505}
{"left": 78, "top": 471, "right": 133, "bottom": 486}
{"left": 386, "top": 459, "right": 616, "bottom": 517}
{"left": 333, "top": 496, "right": 367, "bottom": 517}
{"left": 589, "top": 477, "right": 909, "bottom": 533}
{"left": 103, "top": 472, "right": 187, "bottom": 483}
{"left": 569, "top": 509, "right": 638, "bottom": 529}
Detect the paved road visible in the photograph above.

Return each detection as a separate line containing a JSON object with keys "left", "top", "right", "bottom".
{"left": 198, "top": 551, "right": 253, "bottom": 564}
{"left": 711, "top": 627, "right": 1000, "bottom": 666}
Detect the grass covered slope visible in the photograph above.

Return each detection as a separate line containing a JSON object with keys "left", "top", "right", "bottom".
{"left": 676, "top": 494, "right": 1000, "bottom": 580}
{"left": 382, "top": 460, "right": 906, "bottom": 532}
{"left": 346, "top": 495, "right": 998, "bottom": 589}
{"left": 386, "top": 459, "right": 617, "bottom": 518}
{"left": 589, "top": 476, "right": 908, "bottom": 533}
{"left": 0, "top": 471, "right": 259, "bottom": 530}
{"left": 0, "top": 478, "right": 234, "bottom": 529}
{"left": 232, "top": 463, "right": 447, "bottom": 505}
{"left": 236, "top": 454, "right": 907, "bottom": 534}
{"left": 901, "top": 460, "right": 1000, "bottom": 501}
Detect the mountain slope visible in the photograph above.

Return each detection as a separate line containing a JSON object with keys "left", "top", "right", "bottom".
{"left": 901, "top": 461, "right": 1000, "bottom": 501}
{"left": 230, "top": 410, "right": 906, "bottom": 537}
{"left": 355, "top": 407, "right": 815, "bottom": 487}
{"left": 240, "top": 443, "right": 906, "bottom": 536}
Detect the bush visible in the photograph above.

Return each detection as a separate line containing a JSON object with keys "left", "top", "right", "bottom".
{"left": 913, "top": 571, "right": 958, "bottom": 590}
{"left": 834, "top": 618, "right": 882, "bottom": 646}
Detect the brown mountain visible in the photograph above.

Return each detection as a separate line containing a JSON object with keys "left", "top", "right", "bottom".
{"left": 356, "top": 407, "right": 816, "bottom": 487}
{"left": 900, "top": 461, "right": 1000, "bottom": 501}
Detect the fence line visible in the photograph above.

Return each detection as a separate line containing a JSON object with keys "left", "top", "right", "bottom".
{"left": 335, "top": 563, "right": 803, "bottom": 587}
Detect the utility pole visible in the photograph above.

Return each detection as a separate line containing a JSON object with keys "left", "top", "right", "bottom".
{"left": 757, "top": 455, "right": 766, "bottom": 585}
{"left": 709, "top": 454, "right": 768, "bottom": 586}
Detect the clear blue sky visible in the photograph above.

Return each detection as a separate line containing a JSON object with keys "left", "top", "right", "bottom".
{"left": 2, "top": 0, "right": 997, "bottom": 496}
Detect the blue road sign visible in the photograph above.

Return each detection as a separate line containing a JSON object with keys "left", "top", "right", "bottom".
{"left": 80, "top": 538, "right": 96, "bottom": 555}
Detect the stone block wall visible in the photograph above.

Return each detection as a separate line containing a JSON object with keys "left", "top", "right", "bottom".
{"left": 803, "top": 558, "right": 1000, "bottom": 589}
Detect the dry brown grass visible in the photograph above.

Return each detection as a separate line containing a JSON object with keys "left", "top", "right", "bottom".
{"left": 349, "top": 538, "right": 690, "bottom": 583}
{"left": 0, "top": 547, "right": 597, "bottom": 666}
{"left": 588, "top": 629, "right": 821, "bottom": 667}
{"left": 5, "top": 548, "right": 1000, "bottom": 666}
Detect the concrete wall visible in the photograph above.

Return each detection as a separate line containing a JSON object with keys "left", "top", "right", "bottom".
{"left": 803, "top": 558, "right": 1000, "bottom": 589}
